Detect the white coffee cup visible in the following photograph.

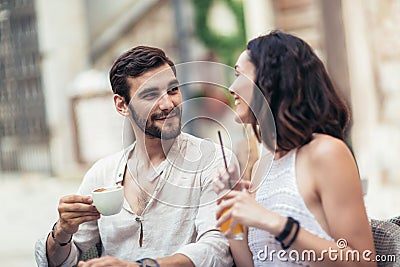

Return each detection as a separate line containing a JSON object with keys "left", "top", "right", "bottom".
{"left": 91, "top": 185, "right": 124, "bottom": 216}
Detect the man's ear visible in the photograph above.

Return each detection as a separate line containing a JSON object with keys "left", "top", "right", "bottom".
{"left": 114, "top": 94, "right": 130, "bottom": 116}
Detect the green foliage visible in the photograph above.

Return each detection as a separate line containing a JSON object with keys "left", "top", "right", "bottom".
{"left": 192, "top": 0, "right": 246, "bottom": 66}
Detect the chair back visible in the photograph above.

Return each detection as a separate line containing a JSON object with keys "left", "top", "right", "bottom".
{"left": 370, "top": 218, "right": 400, "bottom": 267}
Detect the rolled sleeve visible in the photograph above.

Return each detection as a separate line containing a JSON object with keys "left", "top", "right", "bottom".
{"left": 34, "top": 162, "right": 102, "bottom": 267}
{"left": 175, "top": 149, "right": 236, "bottom": 267}
{"left": 175, "top": 230, "right": 232, "bottom": 266}
{"left": 174, "top": 188, "right": 233, "bottom": 267}
{"left": 34, "top": 234, "right": 79, "bottom": 267}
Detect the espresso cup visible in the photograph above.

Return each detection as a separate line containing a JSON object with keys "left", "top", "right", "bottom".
{"left": 91, "top": 185, "right": 124, "bottom": 216}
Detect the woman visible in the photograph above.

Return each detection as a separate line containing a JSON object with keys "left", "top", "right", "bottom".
{"left": 214, "top": 31, "right": 377, "bottom": 266}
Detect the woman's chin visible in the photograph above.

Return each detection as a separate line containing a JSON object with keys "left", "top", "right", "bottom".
{"left": 234, "top": 114, "right": 251, "bottom": 124}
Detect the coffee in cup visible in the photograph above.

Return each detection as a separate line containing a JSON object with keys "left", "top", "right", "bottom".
{"left": 91, "top": 185, "right": 124, "bottom": 216}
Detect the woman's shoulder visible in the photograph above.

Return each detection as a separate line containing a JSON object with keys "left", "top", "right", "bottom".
{"left": 295, "top": 135, "right": 361, "bottom": 204}
{"left": 301, "top": 133, "right": 351, "bottom": 162}
{"left": 303, "top": 133, "right": 350, "bottom": 157}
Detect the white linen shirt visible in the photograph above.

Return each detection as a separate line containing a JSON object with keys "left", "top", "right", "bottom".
{"left": 35, "top": 133, "right": 235, "bottom": 267}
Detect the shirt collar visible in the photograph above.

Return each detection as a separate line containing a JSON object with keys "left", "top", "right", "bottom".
{"left": 115, "top": 133, "right": 186, "bottom": 185}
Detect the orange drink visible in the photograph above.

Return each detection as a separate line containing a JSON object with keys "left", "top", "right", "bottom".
{"left": 220, "top": 208, "right": 244, "bottom": 240}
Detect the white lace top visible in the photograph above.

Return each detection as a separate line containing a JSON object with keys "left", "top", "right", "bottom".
{"left": 248, "top": 149, "right": 333, "bottom": 266}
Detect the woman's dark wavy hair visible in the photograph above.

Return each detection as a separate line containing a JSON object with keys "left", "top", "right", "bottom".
{"left": 109, "top": 46, "right": 175, "bottom": 103}
{"left": 247, "top": 31, "right": 350, "bottom": 152}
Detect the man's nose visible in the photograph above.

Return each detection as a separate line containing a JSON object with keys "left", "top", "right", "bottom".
{"left": 158, "top": 93, "right": 174, "bottom": 111}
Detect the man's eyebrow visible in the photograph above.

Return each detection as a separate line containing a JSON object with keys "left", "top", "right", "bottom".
{"left": 168, "top": 79, "right": 179, "bottom": 87}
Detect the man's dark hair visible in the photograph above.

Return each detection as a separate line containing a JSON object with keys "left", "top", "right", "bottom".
{"left": 109, "top": 46, "right": 175, "bottom": 103}
{"left": 247, "top": 30, "right": 350, "bottom": 152}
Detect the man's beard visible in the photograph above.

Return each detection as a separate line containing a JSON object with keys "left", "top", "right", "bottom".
{"left": 130, "top": 106, "right": 182, "bottom": 140}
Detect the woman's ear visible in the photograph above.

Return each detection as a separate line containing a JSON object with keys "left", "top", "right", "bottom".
{"left": 114, "top": 94, "right": 130, "bottom": 116}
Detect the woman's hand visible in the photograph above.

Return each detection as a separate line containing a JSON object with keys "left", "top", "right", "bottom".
{"left": 216, "top": 191, "right": 263, "bottom": 233}
{"left": 213, "top": 164, "right": 250, "bottom": 195}
{"left": 216, "top": 190, "right": 284, "bottom": 236}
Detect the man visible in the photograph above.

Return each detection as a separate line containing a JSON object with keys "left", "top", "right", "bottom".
{"left": 35, "top": 46, "right": 235, "bottom": 267}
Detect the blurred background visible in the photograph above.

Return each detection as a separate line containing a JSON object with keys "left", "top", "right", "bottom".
{"left": 0, "top": 0, "right": 399, "bottom": 265}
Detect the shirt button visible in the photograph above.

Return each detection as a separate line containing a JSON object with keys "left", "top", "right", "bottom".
{"left": 135, "top": 217, "right": 141, "bottom": 222}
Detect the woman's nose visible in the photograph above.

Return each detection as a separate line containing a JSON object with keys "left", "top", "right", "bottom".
{"left": 228, "top": 84, "right": 237, "bottom": 96}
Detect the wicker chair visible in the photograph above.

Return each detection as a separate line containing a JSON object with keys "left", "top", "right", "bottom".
{"left": 370, "top": 217, "right": 400, "bottom": 267}
{"left": 388, "top": 216, "right": 400, "bottom": 228}
{"left": 72, "top": 242, "right": 102, "bottom": 266}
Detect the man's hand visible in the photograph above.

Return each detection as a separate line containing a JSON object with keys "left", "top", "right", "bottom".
{"left": 78, "top": 256, "right": 139, "bottom": 267}
{"left": 47, "top": 195, "right": 100, "bottom": 267}
{"left": 57, "top": 195, "right": 100, "bottom": 235}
